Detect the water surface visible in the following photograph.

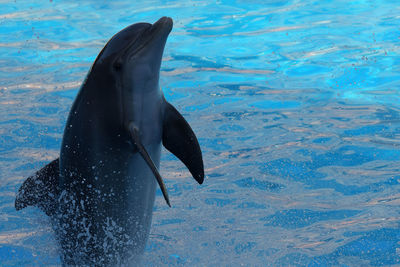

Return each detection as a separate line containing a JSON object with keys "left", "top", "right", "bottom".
{"left": 1, "top": 0, "right": 400, "bottom": 266}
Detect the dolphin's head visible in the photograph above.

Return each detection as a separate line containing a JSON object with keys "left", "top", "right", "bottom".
{"left": 87, "top": 18, "right": 174, "bottom": 207}
{"left": 86, "top": 17, "right": 173, "bottom": 133}
{"left": 91, "top": 17, "right": 173, "bottom": 93}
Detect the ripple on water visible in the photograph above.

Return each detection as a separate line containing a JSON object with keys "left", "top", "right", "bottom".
{"left": 1, "top": 0, "right": 400, "bottom": 266}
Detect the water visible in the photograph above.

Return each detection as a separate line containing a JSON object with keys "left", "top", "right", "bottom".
{"left": 1, "top": 0, "right": 400, "bottom": 266}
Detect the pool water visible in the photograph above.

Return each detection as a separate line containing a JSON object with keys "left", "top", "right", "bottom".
{"left": 1, "top": 0, "right": 400, "bottom": 266}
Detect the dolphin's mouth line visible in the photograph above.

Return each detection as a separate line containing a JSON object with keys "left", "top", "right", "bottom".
{"left": 119, "top": 19, "right": 171, "bottom": 62}
{"left": 122, "top": 30, "right": 153, "bottom": 60}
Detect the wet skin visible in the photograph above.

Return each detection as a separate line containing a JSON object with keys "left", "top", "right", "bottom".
{"left": 15, "top": 17, "right": 204, "bottom": 266}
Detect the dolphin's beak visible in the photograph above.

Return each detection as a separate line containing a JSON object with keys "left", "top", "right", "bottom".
{"left": 151, "top": 17, "right": 173, "bottom": 36}
{"left": 117, "top": 17, "right": 172, "bottom": 64}
{"left": 145, "top": 17, "right": 173, "bottom": 55}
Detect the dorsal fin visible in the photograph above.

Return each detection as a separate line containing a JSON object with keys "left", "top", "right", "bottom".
{"left": 15, "top": 158, "right": 60, "bottom": 216}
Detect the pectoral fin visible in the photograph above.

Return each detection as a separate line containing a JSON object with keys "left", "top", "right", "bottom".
{"left": 128, "top": 122, "right": 171, "bottom": 207}
{"left": 162, "top": 102, "right": 204, "bottom": 184}
{"left": 15, "top": 158, "right": 60, "bottom": 216}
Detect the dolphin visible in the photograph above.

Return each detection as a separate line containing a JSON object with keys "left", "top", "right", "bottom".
{"left": 15, "top": 17, "right": 204, "bottom": 266}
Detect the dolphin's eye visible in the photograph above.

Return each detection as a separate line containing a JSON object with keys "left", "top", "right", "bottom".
{"left": 113, "top": 61, "right": 123, "bottom": 71}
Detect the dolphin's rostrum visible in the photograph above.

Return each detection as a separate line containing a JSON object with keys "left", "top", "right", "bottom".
{"left": 15, "top": 17, "right": 204, "bottom": 266}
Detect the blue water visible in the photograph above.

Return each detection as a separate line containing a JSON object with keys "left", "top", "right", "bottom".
{"left": 1, "top": 0, "right": 400, "bottom": 266}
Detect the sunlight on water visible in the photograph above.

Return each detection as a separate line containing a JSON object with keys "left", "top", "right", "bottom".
{"left": 0, "top": 0, "right": 400, "bottom": 266}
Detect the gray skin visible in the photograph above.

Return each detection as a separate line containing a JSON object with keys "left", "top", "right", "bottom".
{"left": 15, "top": 17, "right": 204, "bottom": 266}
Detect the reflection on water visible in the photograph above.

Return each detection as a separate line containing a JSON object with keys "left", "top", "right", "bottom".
{"left": 1, "top": 0, "right": 400, "bottom": 266}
